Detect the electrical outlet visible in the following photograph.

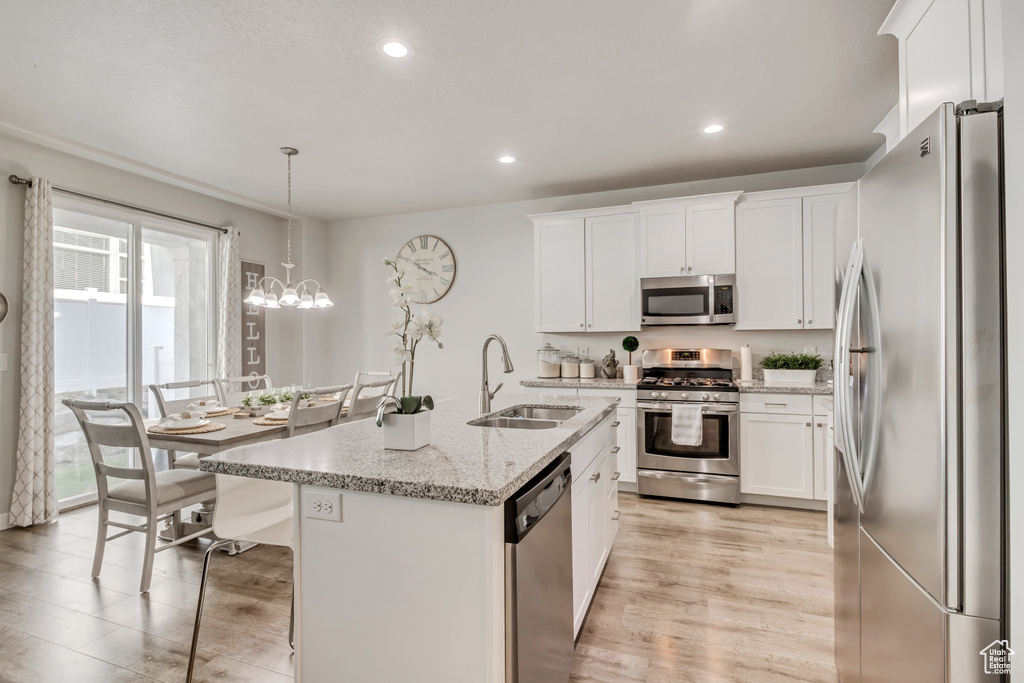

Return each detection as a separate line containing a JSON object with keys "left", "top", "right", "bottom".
{"left": 303, "top": 490, "right": 342, "bottom": 522}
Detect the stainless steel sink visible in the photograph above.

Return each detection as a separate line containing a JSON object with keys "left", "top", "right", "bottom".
{"left": 504, "top": 406, "right": 582, "bottom": 421}
{"left": 472, "top": 417, "right": 561, "bottom": 430}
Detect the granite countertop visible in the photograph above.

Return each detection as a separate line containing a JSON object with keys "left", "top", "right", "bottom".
{"left": 520, "top": 378, "right": 639, "bottom": 389}
{"left": 200, "top": 394, "right": 618, "bottom": 507}
{"left": 735, "top": 381, "right": 833, "bottom": 395}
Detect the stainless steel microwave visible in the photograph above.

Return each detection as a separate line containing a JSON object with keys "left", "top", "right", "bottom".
{"left": 640, "top": 275, "right": 736, "bottom": 326}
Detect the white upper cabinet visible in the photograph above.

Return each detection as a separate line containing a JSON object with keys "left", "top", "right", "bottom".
{"left": 736, "top": 197, "right": 804, "bottom": 330}
{"left": 880, "top": 0, "right": 1003, "bottom": 138}
{"left": 636, "top": 192, "right": 741, "bottom": 278}
{"left": 534, "top": 216, "right": 586, "bottom": 332}
{"left": 802, "top": 195, "right": 841, "bottom": 330}
{"left": 735, "top": 186, "right": 849, "bottom": 330}
{"left": 532, "top": 208, "right": 638, "bottom": 333}
{"left": 586, "top": 214, "right": 639, "bottom": 332}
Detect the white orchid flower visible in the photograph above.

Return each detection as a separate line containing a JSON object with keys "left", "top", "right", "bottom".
{"left": 389, "top": 288, "right": 411, "bottom": 308}
{"left": 392, "top": 343, "right": 411, "bottom": 366}
{"left": 385, "top": 268, "right": 406, "bottom": 285}
{"left": 384, "top": 318, "right": 404, "bottom": 337}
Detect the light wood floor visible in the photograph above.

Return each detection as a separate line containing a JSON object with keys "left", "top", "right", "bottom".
{"left": 0, "top": 495, "right": 835, "bottom": 682}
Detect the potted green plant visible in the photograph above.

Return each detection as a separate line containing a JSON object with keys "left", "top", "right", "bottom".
{"left": 376, "top": 258, "right": 444, "bottom": 450}
{"left": 760, "top": 351, "right": 823, "bottom": 385}
{"left": 621, "top": 336, "right": 640, "bottom": 381}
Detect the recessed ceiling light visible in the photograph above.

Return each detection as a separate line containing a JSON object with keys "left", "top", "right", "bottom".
{"left": 703, "top": 123, "right": 726, "bottom": 134}
{"left": 377, "top": 39, "right": 412, "bottom": 58}
{"left": 498, "top": 155, "right": 517, "bottom": 164}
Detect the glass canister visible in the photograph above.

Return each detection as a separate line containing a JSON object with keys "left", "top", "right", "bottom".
{"left": 537, "top": 343, "right": 561, "bottom": 378}
{"left": 560, "top": 351, "right": 580, "bottom": 379}
{"left": 579, "top": 352, "right": 596, "bottom": 379}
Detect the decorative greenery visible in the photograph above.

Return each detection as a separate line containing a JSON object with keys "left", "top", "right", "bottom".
{"left": 621, "top": 336, "right": 639, "bottom": 365}
{"left": 279, "top": 391, "right": 294, "bottom": 403}
{"left": 241, "top": 394, "right": 253, "bottom": 407}
{"left": 760, "top": 352, "right": 823, "bottom": 370}
{"left": 383, "top": 257, "right": 444, "bottom": 399}
{"left": 258, "top": 392, "right": 278, "bottom": 406}
{"left": 375, "top": 395, "right": 435, "bottom": 426}
{"left": 301, "top": 393, "right": 312, "bottom": 400}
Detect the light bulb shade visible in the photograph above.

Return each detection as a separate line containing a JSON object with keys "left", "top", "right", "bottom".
{"left": 298, "top": 290, "right": 315, "bottom": 309}
{"left": 280, "top": 287, "right": 300, "bottom": 306}
{"left": 263, "top": 291, "right": 281, "bottom": 308}
{"left": 244, "top": 287, "right": 266, "bottom": 305}
{"left": 314, "top": 288, "right": 333, "bottom": 308}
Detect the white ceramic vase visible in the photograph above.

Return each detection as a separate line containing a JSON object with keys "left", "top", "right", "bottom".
{"left": 382, "top": 410, "right": 431, "bottom": 450}
{"left": 762, "top": 369, "right": 817, "bottom": 385}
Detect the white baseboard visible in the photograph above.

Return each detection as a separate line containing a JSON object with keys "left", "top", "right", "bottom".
{"left": 0, "top": 513, "right": 11, "bottom": 531}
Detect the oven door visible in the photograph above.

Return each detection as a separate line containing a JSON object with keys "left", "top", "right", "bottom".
{"left": 637, "top": 401, "right": 739, "bottom": 476}
{"left": 640, "top": 276, "right": 713, "bottom": 325}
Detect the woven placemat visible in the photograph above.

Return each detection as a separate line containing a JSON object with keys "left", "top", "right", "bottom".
{"left": 149, "top": 422, "right": 228, "bottom": 435}
{"left": 253, "top": 417, "right": 289, "bottom": 426}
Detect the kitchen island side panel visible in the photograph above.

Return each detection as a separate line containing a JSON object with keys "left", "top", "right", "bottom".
{"left": 296, "top": 487, "right": 505, "bottom": 683}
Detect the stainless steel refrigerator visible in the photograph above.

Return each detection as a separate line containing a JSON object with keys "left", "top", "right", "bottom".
{"left": 832, "top": 100, "right": 1006, "bottom": 682}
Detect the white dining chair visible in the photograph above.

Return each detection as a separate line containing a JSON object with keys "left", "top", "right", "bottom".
{"left": 149, "top": 379, "right": 220, "bottom": 470}
{"left": 342, "top": 371, "right": 401, "bottom": 423}
{"left": 283, "top": 383, "right": 354, "bottom": 437}
{"left": 186, "top": 474, "right": 295, "bottom": 682}
{"left": 214, "top": 374, "right": 273, "bottom": 407}
{"left": 62, "top": 399, "right": 217, "bottom": 593}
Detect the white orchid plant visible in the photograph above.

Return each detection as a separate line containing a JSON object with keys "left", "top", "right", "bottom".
{"left": 378, "top": 257, "right": 444, "bottom": 421}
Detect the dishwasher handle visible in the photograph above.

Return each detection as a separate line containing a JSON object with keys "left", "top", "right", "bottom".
{"left": 505, "top": 452, "right": 572, "bottom": 543}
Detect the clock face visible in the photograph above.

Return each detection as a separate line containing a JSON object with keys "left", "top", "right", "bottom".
{"left": 396, "top": 235, "right": 456, "bottom": 304}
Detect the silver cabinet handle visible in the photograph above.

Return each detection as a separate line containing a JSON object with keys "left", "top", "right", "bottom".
{"left": 679, "top": 266, "right": 686, "bottom": 273}
{"left": 806, "top": 422, "right": 812, "bottom": 427}
{"left": 611, "top": 446, "right": 621, "bottom": 454}
{"left": 591, "top": 472, "right": 601, "bottom": 482}
{"left": 817, "top": 422, "right": 823, "bottom": 427}
{"left": 807, "top": 319, "right": 812, "bottom": 324}
{"left": 611, "top": 421, "right": 620, "bottom": 427}
{"left": 579, "top": 323, "right": 584, "bottom": 328}
{"left": 612, "top": 510, "right": 621, "bottom": 521}
{"left": 587, "top": 323, "right": 592, "bottom": 327}
{"left": 687, "top": 266, "right": 692, "bottom": 271}
{"left": 797, "top": 319, "right": 802, "bottom": 324}
{"left": 611, "top": 472, "right": 621, "bottom": 481}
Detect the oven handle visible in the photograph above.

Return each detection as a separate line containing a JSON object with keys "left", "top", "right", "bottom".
{"left": 637, "top": 402, "right": 738, "bottom": 415}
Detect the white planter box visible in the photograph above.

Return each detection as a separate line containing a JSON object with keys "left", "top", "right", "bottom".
{"left": 762, "top": 369, "right": 817, "bottom": 385}
{"left": 382, "top": 410, "right": 431, "bottom": 451}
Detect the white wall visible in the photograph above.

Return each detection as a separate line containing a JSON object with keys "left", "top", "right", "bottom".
{"left": 323, "top": 164, "right": 863, "bottom": 400}
{"left": 1001, "top": 0, "right": 1023, "bottom": 660}
{"left": 0, "top": 132, "right": 325, "bottom": 522}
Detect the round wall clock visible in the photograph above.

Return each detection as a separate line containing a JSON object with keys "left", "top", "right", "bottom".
{"left": 396, "top": 235, "right": 456, "bottom": 304}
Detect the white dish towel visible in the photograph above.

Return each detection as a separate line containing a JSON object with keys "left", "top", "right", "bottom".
{"left": 671, "top": 404, "right": 703, "bottom": 446}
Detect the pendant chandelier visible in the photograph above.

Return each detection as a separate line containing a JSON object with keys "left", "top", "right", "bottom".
{"left": 244, "top": 147, "right": 333, "bottom": 309}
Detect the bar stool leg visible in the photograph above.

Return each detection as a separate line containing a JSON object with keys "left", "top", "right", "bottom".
{"left": 186, "top": 539, "right": 235, "bottom": 683}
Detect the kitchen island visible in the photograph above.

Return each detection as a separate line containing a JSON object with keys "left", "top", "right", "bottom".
{"left": 201, "top": 393, "right": 619, "bottom": 683}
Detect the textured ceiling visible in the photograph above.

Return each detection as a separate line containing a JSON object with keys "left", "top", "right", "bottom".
{"left": 0, "top": 0, "right": 897, "bottom": 220}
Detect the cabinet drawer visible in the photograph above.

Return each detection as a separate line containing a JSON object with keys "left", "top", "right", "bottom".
{"left": 569, "top": 413, "right": 616, "bottom": 483}
{"left": 740, "top": 393, "right": 813, "bottom": 415}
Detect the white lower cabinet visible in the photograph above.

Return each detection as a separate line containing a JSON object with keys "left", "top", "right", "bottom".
{"left": 739, "top": 413, "right": 815, "bottom": 499}
{"left": 739, "top": 392, "right": 834, "bottom": 507}
{"left": 577, "top": 388, "right": 637, "bottom": 487}
{"left": 568, "top": 412, "right": 618, "bottom": 637}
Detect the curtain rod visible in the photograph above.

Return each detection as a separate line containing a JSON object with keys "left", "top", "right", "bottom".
{"left": 8, "top": 174, "right": 230, "bottom": 235}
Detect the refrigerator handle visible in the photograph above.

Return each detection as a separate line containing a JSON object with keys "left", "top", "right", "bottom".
{"left": 857, "top": 249, "right": 883, "bottom": 498}
{"left": 835, "top": 240, "right": 865, "bottom": 511}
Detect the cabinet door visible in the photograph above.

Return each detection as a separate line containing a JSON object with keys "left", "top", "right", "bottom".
{"left": 685, "top": 201, "right": 736, "bottom": 275}
{"left": 535, "top": 218, "right": 586, "bottom": 332}
{"left": 638, "top": 206, "right": 686, "bottom": 278}
{"left": 739, "top": 413, "right": 814, "bottom": 499}
{"left": 588, "top": 449, "right": 610, "bottom": 587}
{"left": 586, "top": 214, "right": 639, "bottom": 332}
{"left": 735, "top": 198, "right": 804, "bottom": 330}
{"left": 571, "top": 477, "right": 591, "bottom": 636}
{"left": 802, "top": 195, "right": 841, "bottom": 330}
{"left": 813, "top": 420, "right": 830, "bottom": 501}
{"left": 605, "top": 451, "right": 619, "bottom": 549}
{"left": 614, "top": 408, "right": 637, "bottom": 484}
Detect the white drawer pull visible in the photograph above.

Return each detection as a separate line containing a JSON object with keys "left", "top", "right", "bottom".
{"left": 591, "top": 472, "right": 601, "bottom": 482}
{"left": 611, "top": 446, "right": 621, "bottom": 454}
{"left": 611, "top": 421, "right": 621, "bottom": 427}
{"left": 612, "top": 510, "right": 621, "bottom": 521}
{"left": 611, "top": 472, "right": 621, "bottom": 481}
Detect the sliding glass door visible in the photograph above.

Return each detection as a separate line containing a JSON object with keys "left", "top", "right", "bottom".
{"left": 53, "top": 198, "right": 217, "bottom": 507}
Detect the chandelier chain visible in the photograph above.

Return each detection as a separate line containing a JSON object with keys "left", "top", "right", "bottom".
{"left": 286, "top": 152, "right": 293, "bottom": 266}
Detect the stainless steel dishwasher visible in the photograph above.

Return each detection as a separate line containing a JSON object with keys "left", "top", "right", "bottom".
{"left": 505, "top": 451, "right": 574, "bottom": 683}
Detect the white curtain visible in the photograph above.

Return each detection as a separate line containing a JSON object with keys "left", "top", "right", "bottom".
{"left": 216, "top": 226, "right": 242, "bottom": 379}
{"left": 11, "top": 178, "right": 57, "bottom": 526}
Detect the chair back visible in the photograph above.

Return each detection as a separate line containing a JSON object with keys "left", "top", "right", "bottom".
{"left": 212, "top": 473, "right": 294, "bottom": 547}
{"left": 62, "top": 399, "right": 157, "bottom": 509}
{"left": 215, "top": 375, "right": 273, "bottom": 407}
{"left": 149, "top": 379, "right": 219, "bottom": 417}
{"left": 344, "top": 371, "right": 401, "bottom": 423}
{"left": 285, "top": 384, "right": 354, "bottom": 438}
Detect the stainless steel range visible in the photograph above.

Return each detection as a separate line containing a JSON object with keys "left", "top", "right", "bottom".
{"left": 636, "top": 348, "right": 739, "bottom": 504}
